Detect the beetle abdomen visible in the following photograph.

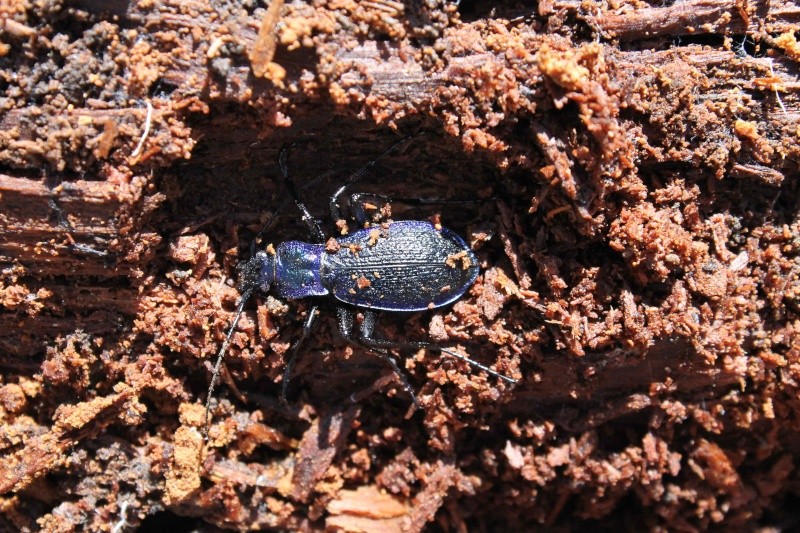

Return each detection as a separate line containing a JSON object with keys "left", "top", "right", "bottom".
{"left": 321, "top": 220, "right": 479, "bottom": 312}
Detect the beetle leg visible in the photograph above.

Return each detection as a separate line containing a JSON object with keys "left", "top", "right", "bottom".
{"left": 430, "top": 345, "right": 518, "bottom": 384}
{"left": 280, "top": 304, "right": 319, "bottom": 405}
{"left": 349, "top": 192, "right": 481, "bottom": 228}
{"left": 375, "top": 196, "right": 480, "bottom": 207}
{"left": 349, "top": 192, "right": 392, "bottom": 226}
{"left": 279, "top": 145, "right": 327, "bottom": 243}
{"left": 250, "top": 170, "right": 338, "bottom": 253}
{"left": 359, "top": 310, "right": 419, "bottom": 406}
{"left": 328, "top": 132, "right": 424, "bottom": 223}
{"left": 336, "top": 307, "right": 420, "bottom": 407}
{"left": 355, "top": 313, "right": 518, "bottom": 385}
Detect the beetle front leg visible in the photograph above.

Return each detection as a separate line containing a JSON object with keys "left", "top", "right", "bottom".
{"left": 280, "top": 304, "right": 319, "bottom": 405}
{"left": 279, "top": 145, "right": 327, "bottom": 243}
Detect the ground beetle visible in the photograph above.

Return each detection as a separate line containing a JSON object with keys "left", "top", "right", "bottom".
{"left": 205, "top": 137, "right": 517, "bottom": 429}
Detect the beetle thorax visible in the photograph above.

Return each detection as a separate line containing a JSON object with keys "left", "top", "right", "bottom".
{"left": 273, "top": 241, "right": 329, "bottom": 299}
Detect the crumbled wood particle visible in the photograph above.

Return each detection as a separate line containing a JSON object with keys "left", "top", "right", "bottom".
{"left": 327, "top": 485, "right": 408, "bottom": 518}
{"left": 429, "top": 213, "right": 442, "bottom": 231}
{"left": 326, "top": 237, "right": 341, "bottom": 252}
{"left": 249, "top": 0, "right": 284, "bottom": 81}
{"left": 445, "top": 250, "right": 472, "bottom": 270}
{"left": 367, "top": 228, "right": 381, "bottom": 246}
{"left": 774, "top": 31, "right": 800, "bottom": 62}
{"left": 164, "top": 425, "right": 204, "bottom": 505}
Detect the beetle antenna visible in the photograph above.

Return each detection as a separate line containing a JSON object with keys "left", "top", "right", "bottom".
{"left": 204, "top": 287, "right": 254, "bottom": 440}
{"left": 436, "top": 346, "right": 518, "bottom": 384}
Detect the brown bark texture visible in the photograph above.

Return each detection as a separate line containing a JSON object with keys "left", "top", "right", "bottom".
{"left": 1, "top": 0, "right": 800, "bottom": 530}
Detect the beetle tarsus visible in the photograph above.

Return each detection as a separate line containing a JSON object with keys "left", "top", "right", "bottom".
{"left": 435, "top": 346, "right": 518, "bottom": 384}
{"left": 369, "top": 348, "right": 421, "bottom": 408}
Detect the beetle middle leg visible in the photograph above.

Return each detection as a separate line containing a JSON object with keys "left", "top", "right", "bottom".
{"left": 346, "top": 192, "right": 392, "bottom": 227}
{"left": 348, "top": 192, "right": 483, "bottom": 227}
{"left": 328, "top": 132, "right": 424, "bottom": 222}
{"left": 336, "top": 307, "right": 420, "bottom": 407}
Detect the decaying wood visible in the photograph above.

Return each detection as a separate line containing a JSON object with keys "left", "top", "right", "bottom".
{"left": 1, "top": 0, "right": 799, "bottom": 531}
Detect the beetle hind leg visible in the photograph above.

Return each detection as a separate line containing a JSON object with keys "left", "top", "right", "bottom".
{"left": 356, "top": 310, "right": 518, "bottom": 386}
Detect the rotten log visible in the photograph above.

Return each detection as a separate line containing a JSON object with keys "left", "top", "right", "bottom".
{"left": 1, "top": 1, "right": 799, "bottom": 531}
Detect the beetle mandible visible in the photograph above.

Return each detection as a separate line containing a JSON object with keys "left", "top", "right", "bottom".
{"left": 205, "top": 137, "right": 517, "bottom": 429}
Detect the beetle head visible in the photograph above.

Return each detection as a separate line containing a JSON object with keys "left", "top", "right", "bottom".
{"left": 237, "top": 250, "right": 275, "bottom": 293}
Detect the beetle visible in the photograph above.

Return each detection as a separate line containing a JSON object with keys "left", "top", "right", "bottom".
{"left": 205, "top": 137, "right": 517, "bottom": 429}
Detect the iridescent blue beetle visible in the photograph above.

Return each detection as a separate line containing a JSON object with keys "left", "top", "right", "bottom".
{"left": 205, "top": 138, "right": 517, "bottom": 428}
